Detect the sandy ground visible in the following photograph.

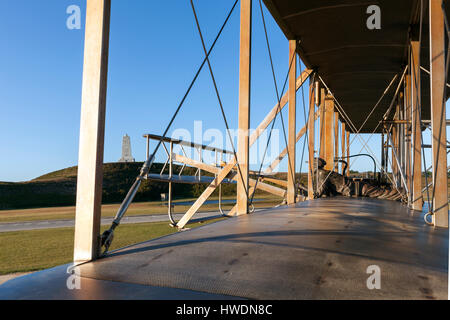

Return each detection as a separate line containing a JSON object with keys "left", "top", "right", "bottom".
{"left": 0, "top": 272, "right": 31, "bottom": 286}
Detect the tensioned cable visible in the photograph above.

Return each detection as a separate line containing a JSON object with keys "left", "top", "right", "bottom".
{"left": 348, "top": 74, "right": 400, "bottom": 146}
{"left": 100, "top": 0, "right": 239, "bottom": 253}
{"left": 345, "top": 72, "right": 401, "bottom": 165}
{"left": 350, "top": 67, "right": 408, "bottom": 171}
{"left": 258, "top": 0, "right": 296, "bottom": 187}
{"left": 248, "top": 45, "right": 296, "bottom": 205}
{"left": 318, "top": 76, "right": 399, "bottom": 189}
{"left": 189, "top": 0, "right": 248, "bottom": 196}
{"left": 319, "top": 76, "right": 389, "bottom": 180}
{"left": 145, "top": 0, "right": 239, "bottom": 172}
{"left": 429, "top": 0, "right": 450, "bottom": 214}
{"left": 249, "top": 0, "right": 297, "bottom": 205}
{"left": 411, "top": 0, "right": 432, "bottom": 217}
{"left": 298, "top": 57, "right": 310, "bottom": 179}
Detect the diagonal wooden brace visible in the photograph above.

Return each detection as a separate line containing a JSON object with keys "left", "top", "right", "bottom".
{"left": 265, "top": 110, "right": 320, "bottom": 174}
{"left": 176, "top": 70, "right": 311, "bottom": 228}
{"left": 173, "top": 154, "right": 286, "bottom": 197}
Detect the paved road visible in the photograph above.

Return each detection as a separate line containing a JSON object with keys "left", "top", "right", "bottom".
{"left": 0, "top": 211, "right": 225, "bottom": 233}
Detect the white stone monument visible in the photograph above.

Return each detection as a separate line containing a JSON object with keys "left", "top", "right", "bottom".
{"left": 118, "top": 134, "right": 135, "bottom": 162}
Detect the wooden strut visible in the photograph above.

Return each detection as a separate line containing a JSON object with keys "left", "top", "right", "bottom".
{"left": 334, "top": 111, "right": 339, "bottom": 173}
{"left": 232, "top": 110, "right": 321, "bottom": 215}
{"left": 265, "top": 111, "right": 320, "bottom": 174}
{"left": 324, "top": 94, "right": 335, "bottom": 171}
{"left": 172, "top": 153, "right": 286, "bottom": 198}
{"left": 287, "top": 39, "right": 297, "bottom": 204}
{"left": 236, "top": 0, "right": 252, "bottom": 216}
{"left": 176, "top": 69, "right": 312, "bottom": 229}
{"left": 308, "top": 79, "right": 316, "bottom": 198}
{"left": 411, "top": 40, "right": 423, "bottom": 211}
{"left": 73, "top": 0, "right": 111, "bottom": 263}
{"left": 429, "top": 0, "right": 448, "bottom": 227}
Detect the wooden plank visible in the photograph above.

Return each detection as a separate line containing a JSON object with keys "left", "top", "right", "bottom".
{"left": 172, "top": 154, "right": 285, "bottom": 198}
{"left": 341, "top": 122, "right": 346, "bottom": 175}
{"left": 429, "top": 0, "right": 448, "bottom": 227}
{"left": 392, "top": 118, "right": 398, "bottom": 181}
{"left": 324, "top": 95, "right": 334, "bottom": 170}
{"left": 411, "top": 40, "right": 423, "bottom": 211}
{"left": 263, "top": 177, "right": 288, "bottom": 188}
{"left": 74, "top": 0, "right": 111, "bottom": 263}
{"left": 287, "top": 40, "right": 297, "bottom": 204}
{"left": 334, "top": 111, "right": 339, "bottom": 172}
{"left": 177, "top": 161, "right": 236, "bottom": 228}
{"left": 404, "top": 74, "right": 412, "bottom": 204}
{"left": 236, "top": 0, "right": 252, "bottom": 216}
{"left": 319, "top": 88, "right": 326, "bottom": 159}
{"left": 143, "top": 133, "right": 233, "bottom": 155}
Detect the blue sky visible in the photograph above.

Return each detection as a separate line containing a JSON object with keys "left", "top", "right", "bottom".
{"left": 0, "top": 1, "right": 448, "bottom": 182}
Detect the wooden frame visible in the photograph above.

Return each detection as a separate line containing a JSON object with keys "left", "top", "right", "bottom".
{"left": 74, "top": 0, "right": 111, "bottom": 263}
{"left": 429, "top": 0, "right": 448, "bottom": 227}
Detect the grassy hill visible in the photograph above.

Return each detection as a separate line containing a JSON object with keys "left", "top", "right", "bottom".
{"left": 0, "top": 162, "right": 238, "bottom": 210}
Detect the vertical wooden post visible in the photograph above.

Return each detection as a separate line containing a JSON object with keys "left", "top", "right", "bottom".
{"left": 287, "top": 40, "right": 297, "bottom": 204}
{"left": 411, "top": 41, "right": 423, "bottom": 211}
{"left": 381, "top": 132, "right": 385, "bottom": 177}
{"left": 341, "top": 122, "right": 346, "bottom": 175}
{"left": 319, "top": 88, "right": 326, "bottom": 159}
{"left": 324, "top": 95, "right": 334, "bottom": 170}
{"left": 334, "top": 111, "right": 339, "bottom": 172}
{"left": 74, "top": 0, "right": 111, "bottom": 263}
{"left": 429, "top": 0, "right": 448, "bottom": 227}
{"left": 392, "top": 105, "right": 399, "bottom": 185}
{"left": 346, "top": 130, "right": 350, "bottom": 176}
{"left": 308, "top": 80, "right": 315, "bottom": 199}
{"left": 404, "top": 74, "right": 412, "bottom": 204}
{"left": 236, "top": 0, "right": 252, "bottom": 215}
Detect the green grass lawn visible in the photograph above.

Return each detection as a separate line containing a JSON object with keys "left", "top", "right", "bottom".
{"left": 0, "top": 197, "right": 281, "bottom": 223}
{"left": 0, "top": 218, "right": 224, "bottom": 275}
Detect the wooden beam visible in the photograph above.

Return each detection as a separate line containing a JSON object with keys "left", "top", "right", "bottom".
{"left": 74, "top": 0, "right": 111, "bottom": 263}
{"left": 176, "top": 71, "right": 311, "bottom": 227}
{"left": 172, "top": 154, "right": 286, "bottom": 198}
{"left": 411, "top": 40, "right": 423, "bottom": 211}
{"left": 404, "top": 73, "right": 412, "bottom": 205}
{"left": 392, "top": 116, "right": 398, "bottom": 180}
{"left": 346, "top": 130, "right": 350, "bottom": 176}
{"left": 319, "top": 88, "right": 326, "bottom": 159}
{"left": 429, "top": 0, "right": 448, "bottom": 227}
{"left": 250, "top": 69, "right": 311, "bottom": 146}
{"left": 236, "top": 0, "right": 252, "bottom": 215}
{"left": 263, "top": 177, "right": 288, "bottom": 188}
{"left": 324, "top": 94, "right": 334, "bottom": 170}
{"left": 308, "top": 80, "right": 316, "bottom": 199}
{"left": 341, "top": 122, "right": 346, "bottom": 175}
{"left": 177, "top": 161, "right": 236, "bottom": 228}
{"left": 287, "top": 40, "right": 297, "bottom": 204}
{"left": 334, "top": 111, "right": 339, "bottom": 172}
{"left": 265, "top": 111, "right": 320, "bottom": 174}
